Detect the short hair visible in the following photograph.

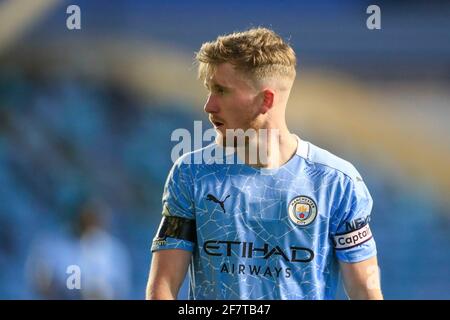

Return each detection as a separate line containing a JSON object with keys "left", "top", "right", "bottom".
{"left": 195, "top": 27, "right": 297, "bottom": 83}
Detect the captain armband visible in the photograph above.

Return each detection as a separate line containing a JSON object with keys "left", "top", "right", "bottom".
{"left": 154, "top": 214, "right": 197, "bottom": 244}
{"left": 333, "top": 224, "right": 373, "bottom": 250}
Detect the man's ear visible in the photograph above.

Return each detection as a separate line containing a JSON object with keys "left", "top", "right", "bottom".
{"left": 260, "top": 89, "right": 275, "bottom": 114}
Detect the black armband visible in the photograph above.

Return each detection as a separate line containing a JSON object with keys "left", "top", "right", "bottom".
{"left": 155, "top": 215, "right": 197, "bottom": 244}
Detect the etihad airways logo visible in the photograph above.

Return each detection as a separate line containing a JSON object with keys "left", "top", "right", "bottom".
{"left": 203, "top": 240, "right": 314, "bottom": 263}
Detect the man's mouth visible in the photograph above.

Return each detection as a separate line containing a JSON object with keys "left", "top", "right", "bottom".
{"left": 211, "top": 119, "right": 224, "bottom": 128}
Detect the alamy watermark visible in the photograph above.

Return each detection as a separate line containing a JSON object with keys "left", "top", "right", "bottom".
{"left": 66, "top": 264, "right": 81, "bottom": 290}
{"left": 366, "top": 5, "right": 381, "bottom": 30}
{"left": 366, "top": 265, "right": 382, "bottom": 291}
{"left": 171, "top": 121, "right": 281, "bottom": 170}
{"left": 66, "top": 5, "right": 81, "bottom": 30}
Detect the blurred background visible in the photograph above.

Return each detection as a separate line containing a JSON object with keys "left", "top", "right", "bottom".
{"left": 0, "top": 0, "right": 449, "bottom": 299}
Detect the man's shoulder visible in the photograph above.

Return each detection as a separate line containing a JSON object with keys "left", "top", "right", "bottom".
{"left": 304, "top": 141, "right": 364, "bottom": 183}
{"left": 174, "top": 143, "right": 218, "bottom": 166}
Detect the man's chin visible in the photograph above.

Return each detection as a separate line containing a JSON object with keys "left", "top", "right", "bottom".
{"left": 215, "top": 131, "right": 226, "bottom": 146}
{"left": 215, "top": 130, "right": 239, "bottom": 148}
{"left": 215, "top": 131, "right": 231, "bottom": 147}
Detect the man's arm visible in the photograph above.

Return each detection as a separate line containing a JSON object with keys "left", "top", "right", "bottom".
{"left": 146, "top": 249, "right": 192, "bottom": 300}
{"left": 339, "top": 255, "right": 383, "bottom": 300}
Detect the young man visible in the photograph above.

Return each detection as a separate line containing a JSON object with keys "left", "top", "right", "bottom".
{"left": 146, "top": 28, "right": 383, "bottom": 300}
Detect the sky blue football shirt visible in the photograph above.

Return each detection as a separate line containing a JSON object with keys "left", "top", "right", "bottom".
{"left": 152, "top": 135, "right": 377, "bottom": 300}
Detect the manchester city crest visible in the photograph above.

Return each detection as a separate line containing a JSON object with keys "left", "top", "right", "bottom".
{"left": 288, "top": 196, "right": 317, "bottom": 226}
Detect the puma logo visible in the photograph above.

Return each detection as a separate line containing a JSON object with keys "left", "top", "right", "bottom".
{"left": 206, "top": 194, "right": 230, "bottom": 213}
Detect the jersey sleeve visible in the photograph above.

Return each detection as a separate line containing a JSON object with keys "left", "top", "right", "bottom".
{"left": 330, "top": 174, "right": 377, "bottom": 263}
{"left": 151, "top": 157, "right": 196, "bottom": 253}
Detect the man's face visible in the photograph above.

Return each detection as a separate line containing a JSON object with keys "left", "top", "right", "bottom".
{"left": 203, "top": 63, "right": 261, "bottom": 140}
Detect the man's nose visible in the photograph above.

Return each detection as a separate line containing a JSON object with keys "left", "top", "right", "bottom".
{"left": 204, "top": 94, "right": 219, "bottom": 114}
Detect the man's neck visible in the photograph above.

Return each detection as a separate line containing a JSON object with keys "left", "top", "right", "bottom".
{"left": 236, "top": 127, "right": 298, "bottom": 169}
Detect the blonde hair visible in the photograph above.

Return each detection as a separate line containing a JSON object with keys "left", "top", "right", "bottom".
{"left": 195, "top": 27, "right": 297, "bottom": 83}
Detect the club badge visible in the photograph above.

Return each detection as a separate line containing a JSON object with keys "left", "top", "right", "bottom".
{"left": 288, "top": 196, "right": 317, "bottom": 226}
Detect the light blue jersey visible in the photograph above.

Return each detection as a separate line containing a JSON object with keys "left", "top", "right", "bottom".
{"left": 152, "top": 136, "right": 376, "bottom": 300}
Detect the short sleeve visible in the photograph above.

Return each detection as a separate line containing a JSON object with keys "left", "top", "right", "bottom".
{"left": 151, "top": 158, "right": 196, "bottom": 253}
{"left": 331, "top": 175, "right": 377, "bottom": 263}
